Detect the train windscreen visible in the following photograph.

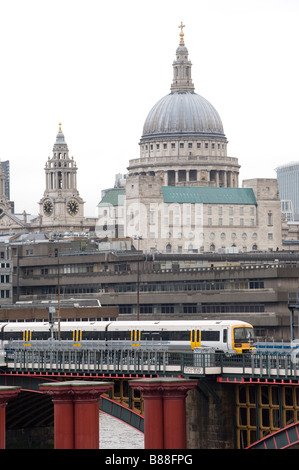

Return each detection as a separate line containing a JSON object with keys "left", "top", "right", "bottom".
{"left": 234, "top": 327, "right": 254, "bottom": 342}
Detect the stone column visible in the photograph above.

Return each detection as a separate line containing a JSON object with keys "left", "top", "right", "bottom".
{"left": 40, "top": 380, "right": 113, "bottom": 449}
{"left": 0, "top": 386, "right": 21, "bottom": 449}
{"left": 130, "top": 378, "right": 197, "bottom": 449}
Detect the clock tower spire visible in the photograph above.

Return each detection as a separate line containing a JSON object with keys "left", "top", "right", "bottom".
{"left": 39, "top": 123, "right": 85, "bottom": 229}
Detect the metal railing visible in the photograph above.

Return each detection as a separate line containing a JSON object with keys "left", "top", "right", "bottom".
{"left": 3, "top": 341, "right": 299, "bottom": 379}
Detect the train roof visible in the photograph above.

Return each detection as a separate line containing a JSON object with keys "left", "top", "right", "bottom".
{"left": 107, "top": 320, "right": 252, "bottom": 330}
{"left": 0, "top": 319, "right": 253, "bottom": 331}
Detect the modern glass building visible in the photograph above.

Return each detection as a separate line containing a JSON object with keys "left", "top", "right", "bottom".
{"left": 276, "top": 162, "right": 299, "bottom": 221}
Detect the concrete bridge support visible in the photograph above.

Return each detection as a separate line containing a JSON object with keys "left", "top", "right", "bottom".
{"left": 39, "top": 380, "right": 113, "bottom": 449}
{"left": 0, "top": 386, "right": 21, "bottom": 449}
{"left": 130, "top": 378, "right": 197, "bottom": 449}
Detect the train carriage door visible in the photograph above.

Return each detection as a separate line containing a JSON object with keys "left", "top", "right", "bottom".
{"left": 23, "top": 330, "right": 32, "bottom": 346}
{"left": 191, "top": 329, "right": 201, "bottom": 350}
{"left": 131, "top": 329, "right": 140, "bottom": 347}
{"left": 223, "top": 329, "right": 228, "bottom": 351}
{"left": 73, "top": 329, "right": 82, "bottom": 346}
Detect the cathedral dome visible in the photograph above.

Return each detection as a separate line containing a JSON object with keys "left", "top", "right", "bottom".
{"left": 140, "top": 24, "right": 226, "bottom": 143}
{"left": 141, "top": 91, "right": 225, "bottom": 141}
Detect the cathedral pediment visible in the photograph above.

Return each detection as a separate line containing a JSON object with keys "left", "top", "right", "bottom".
{"left": 0, "top": 211, "right": 27, "bottom": 229}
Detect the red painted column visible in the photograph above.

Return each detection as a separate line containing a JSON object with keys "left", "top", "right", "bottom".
{"left": 73, "top": 389, "right": 101, "bottom": 449}
{"left": 51, "top": 390, "right": 74, "bottom": 449}
{"left": 130, "top": 379, "right": 164, "bottom": 449}
{"left": 0, "top": 386, "right": 21, "bottom": 449}
{"left": 130, "top": 378, "right": 197, "bottom": 449}
{"left": 40, "top": 380, "right": 113, "bottom": 449}
{"left": 162, "top": 381, "right": 197, "bottom": 449}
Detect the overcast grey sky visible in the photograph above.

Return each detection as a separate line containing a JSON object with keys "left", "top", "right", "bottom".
{"left": 0, "top": 0, "right": 298, "bottom": 216}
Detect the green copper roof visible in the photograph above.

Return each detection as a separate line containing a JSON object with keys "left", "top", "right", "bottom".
{"left": 97, "top": 189, "right": 125, "bottom": 207}
{"left": 162, "top": 186, "right": 257, "bottom": 205}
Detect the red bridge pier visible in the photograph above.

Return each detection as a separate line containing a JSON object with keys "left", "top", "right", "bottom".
{"left": 0, "top": 386, "right": 21, "bottom": 449}
{"left": 130, "top": 378, "right": 198, "bottom": 449}
{"left": 39, "top": 380, "right": 113, "bottom": 449}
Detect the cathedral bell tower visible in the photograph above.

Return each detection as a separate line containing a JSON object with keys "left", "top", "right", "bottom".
{"left": 0, "top": 162, "right": 11, "bottom": 215}
{"left": 39, "top": 123, "right": 85, "bottom": 228}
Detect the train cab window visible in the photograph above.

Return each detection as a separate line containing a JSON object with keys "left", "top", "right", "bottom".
{"left": 234, "top": 327, "right": 254, "bottom": 342}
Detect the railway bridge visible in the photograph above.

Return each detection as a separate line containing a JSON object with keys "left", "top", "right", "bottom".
{"left": 2, "top": 341, "right": 299, "bottom": 449}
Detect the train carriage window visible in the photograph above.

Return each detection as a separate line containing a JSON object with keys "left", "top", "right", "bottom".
{"left": 201, "top": 330, "right": 220, "bottom": 341}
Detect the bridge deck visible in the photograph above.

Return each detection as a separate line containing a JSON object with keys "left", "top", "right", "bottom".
{"left": 2, "top": 340, "right": 299, "bottom": 380}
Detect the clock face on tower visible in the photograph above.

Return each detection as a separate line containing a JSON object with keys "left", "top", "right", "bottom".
{"left": 67, "top": 199, "right": 79, "bottom": 216}
{"left": 43, "top": 199, "right": 53, "bottom": 216}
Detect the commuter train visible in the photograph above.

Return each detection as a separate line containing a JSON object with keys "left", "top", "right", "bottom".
{"left": 0, "top": 319, "right": 254, "bottom": 354}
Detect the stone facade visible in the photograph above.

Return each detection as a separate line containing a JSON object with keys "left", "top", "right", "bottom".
{"left": 97, "top": 27, "right": 283, "bottom": 255}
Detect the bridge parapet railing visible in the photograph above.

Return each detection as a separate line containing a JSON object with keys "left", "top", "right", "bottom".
{"left": 4, "top": 339, "right": 170, "bottom": 352}
{"left": 4, "top": 341, "right": 182, "bottom": 376}
{"left": 4, "top": 342, "right": 299, "bottom": 379}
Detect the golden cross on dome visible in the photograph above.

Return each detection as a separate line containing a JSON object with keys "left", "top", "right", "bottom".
{"left": 58, "top": 122, "right": 62, "bottom": 133}
{"left": 179, "top": 22, "right": 185, "bottom": 45}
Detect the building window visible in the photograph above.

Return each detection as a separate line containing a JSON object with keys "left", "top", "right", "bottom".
{"left": 163, "top": 143, "right": 167, "bottom": 149}
{"left": 180, "top": 142, "right": 184, "bottom": 148}
{"left": 166, "top": 244, "right": 172, "bottom": 253}
{"left": 171, "top": 143, "right": 175, "bottom": 149}
{"left": 161, "top": 304, "right": 174, "bottom": 314}
{"left": 197, "top": 142, "right": 201, "bottom": 148}
{"left": 205, "top": 143, "right": 208, "bottom": 149}
{"left": 140, "top": 305, "right": 153, "bottom": 314}
{"left": 188, "top": 143, "right": 192, "bottom": 148}
{"left": 183, "top": 304, "right": 197, "bottom": 314}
